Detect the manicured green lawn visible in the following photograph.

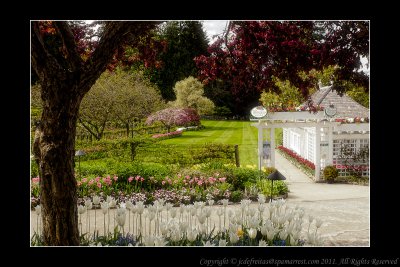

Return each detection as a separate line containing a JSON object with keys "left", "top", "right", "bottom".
{"left": 161, "top": 120, "right": 282, "bottom": 166}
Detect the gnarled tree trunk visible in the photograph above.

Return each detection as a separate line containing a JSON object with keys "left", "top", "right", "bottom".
{"left": 33, "top": 79, "right": 83, "bottom": 245}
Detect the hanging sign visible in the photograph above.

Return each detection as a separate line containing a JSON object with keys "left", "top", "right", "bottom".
{"left": 251, "top": 106, "right": 268, "bottom": 118}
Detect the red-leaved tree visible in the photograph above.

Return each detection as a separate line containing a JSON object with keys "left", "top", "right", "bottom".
{"left": 195, "top": 21, "right": 369, "bottom": 115}
{"left": 146, "top": 107, "right": 200, "bottom": 133}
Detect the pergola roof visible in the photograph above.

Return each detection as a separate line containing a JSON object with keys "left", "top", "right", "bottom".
{"left": 307, "top": 85, "right": 369, "bottom": 119}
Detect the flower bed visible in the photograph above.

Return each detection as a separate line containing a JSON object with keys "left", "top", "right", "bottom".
{"left": 31, "top": 198, "right": 325, "bottom": 246}
{"left": 151, "top": 130, "right": 183, "bottom": 140}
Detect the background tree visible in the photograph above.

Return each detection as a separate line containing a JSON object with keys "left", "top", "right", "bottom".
{"left": 142, "top": 21, "right": 209, "bottom": 100}
{"left": 169, "top": 76, "right": 215, "bottom": 115}
{"left": 259, "top": 77, "right": 305, "bottom": 111}
{"left": 195, "top": 21, "right": 369, "bottom": 115}
{"left": 146, "top": 107, "right": 200, "bottom": 133}
{"left": 78, "top": 71, "right": 117, "bottom": 140}
{"left": 111, "top": 69, "right": 165, "bottom": 137}
{"left": 31, "top": 21, "right": 161, "bottom": 246}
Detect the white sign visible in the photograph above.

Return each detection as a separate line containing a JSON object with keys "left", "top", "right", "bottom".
{"left": 251, "top": 106, "right": 267, "bottom": 118}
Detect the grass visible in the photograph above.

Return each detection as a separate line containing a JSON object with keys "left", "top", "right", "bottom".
{"left": 161, "top": 120, "right": 282, "bottom": 166}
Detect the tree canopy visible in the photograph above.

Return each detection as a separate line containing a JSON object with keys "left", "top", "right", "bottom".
{"left": 195, "top": 21, "right": 369, "bottom": 115}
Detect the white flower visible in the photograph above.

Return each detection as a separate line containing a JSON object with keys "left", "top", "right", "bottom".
{"left": 126, "top": 201, "right": 133, "bottom": 211}
{"left": 248, "top": 216, "right": 260, "bottom": 229}
{"left": 279, "top": 229, "right": 288, "bottom": 240}
{"left": 84, "top": 200, "right": 92, "bottom": 210}
{"left": 315, "top": 218, "right": 323, "bottom": 228}
{"left": 35, "top": 205, "right": 41, "bottom": 216}
{"left": 78, "top": 205, "right": 86, "bottom": 215}
{"left": 197, "top": 213, "right": 207, "bottom": 225}
{"left": 258, "top": 194, "right": 266, "bottom": 204}
{"left": 179, "top": 204, "right": 186, "bottom": 214}
{"left": 221, "top": 199, "right": 229, "bottom": 207}
{"left": 205, "top": 207, "right": 212, "bottom": 218}
{"left": 290, "top": 234, "right": 298, "bottom": 246}
{"left": 160, "top": 223, "right": 169, "bottom": 236}
{"left": 165, "top": 202, "right": 173, "bottom": 211}
{"left": 218, "top": 239, "right": 228, "bottom": 246}
{"left": 136, "top": 201, "right": 145, "bottom": 214}
{"left": 260, "top": 224, "right": 268, "bottom": 236}
{"left": 203, "top": 240, "right": 215, "bottom": 247}
{"left": 97, "top": 242, "right": 102, "bottom": 246}
{"left": 170, "top": 208, "right": 177, "bottom": 219}
{"left": 199, "top": 224, "right": 207, "bottom": 235}
{"left": 143, "top": 235, "right": 155, "bottom": 246}
{"left": 170, "top": 230, "right": 181, "bottom": 242}
{"left": 217, "top": 208, "right": 224, "bottom": 217}
{"left": 100, "top": 202, "right": 109, "bottom": 214}
{"left": 154, "top": 236, "right": 168, "bottom": 246}
{"left": 229, "top": 232, "right": 239, "bottom": 244}
{"left": 248, "top": 228, "right": 257, "bottom": 239}
{"left": 187, "top": 229, "right": 198, "bottom": 242}
{"left": 258, "top": 240, "right": 268, "bottom": 246}
{"left": 92, "top": 196, "right": 100, "bottom": 205}
{"left": 308, "top": 215, "right": 314, "bottom": 224}
{"left": 179, "top": 221, "right": 189, "bottom": 233}
{"left": 208, "top": 200, "right": 214, "bottom": 206}
{"left": 116, "top": 209, "right": 126, "bottom": 227}
{"left": 258, "top": 204, "right": 266, "bottom": 213}
{"left": 148, "top": 211, "right": 156, "bottom": 222}
{"left": 109, "top": 199, "right": 117, "bottom": 208}
{"left": 106, "top": 196, "right": 113, "bottom": 203}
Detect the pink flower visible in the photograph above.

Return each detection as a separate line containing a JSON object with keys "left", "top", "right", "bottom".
{"left": 128, "top": 177, "right": 134, "bottom": 183}
{"left": 113, "top": 175, "right": 118, "bottom": 181}
{"left": 219, "top": 177, "right": 226, "bottom": 183}
{"left": 77, "top": 181, "right": 82, "bottom": 187}
{"left": 88, "top": 179, "right": 94, "bottom": 185}
{"left": 82, "top": 178, "right": 87, "bottom": 183}
{"left": 135, "top": 176, "right": 140, "bottom": 181}
{"left": 140, "top": 177, "right": 144, "bottom": 182}
{"left": 185, "top": 175, "right": 190, "bottom": 180}
{"left": 32, "top": 177, "right": 40, "bottom": 183}
{"left": 162, "top": 181, "right": 166, "bottom": 185}
{"left": 95, "top": 176, "right": 101, "bottom": 183}
{"left": 97, "top": 182, "right": 102, "bottom": 188}
{"left": 197, "top": 181, "right": 203, "bottom": 186}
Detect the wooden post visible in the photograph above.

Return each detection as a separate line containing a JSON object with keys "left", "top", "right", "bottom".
{"left": 270, "top": 127, "right": 275, "bottom": 168}
{"left": 234, "top": 144, "right": 240, "bottom": 167}
{"left": 315, "top": 124, "right": 321, "bottom": 181}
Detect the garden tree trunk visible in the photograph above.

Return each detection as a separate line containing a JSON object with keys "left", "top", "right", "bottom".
{"left": 31, "top": 21, "right": 160, "bottom": 245}
{"left": 33, "top": 79, "right": 83, "bottom": 246}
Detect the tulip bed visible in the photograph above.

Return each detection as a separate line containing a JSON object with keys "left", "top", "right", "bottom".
{"left": 32, "top": 197, "right": 324, "bottom": 246}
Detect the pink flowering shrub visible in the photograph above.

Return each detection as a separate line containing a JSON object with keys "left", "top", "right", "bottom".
{"left": 146, "top": 107, "right": 200, "bottom": 133}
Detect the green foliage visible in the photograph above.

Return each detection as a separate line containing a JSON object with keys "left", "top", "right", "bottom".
{"left": 31, "top": 159, "right": 39, "bottom": 177}
{"left": 230, "top": 190, "right": 243, "bottom": 202}
{"left": 169, "top": 76, "right": 215, "bottom": 115}
{"left": 323, "top": 165, "right": 339, "bottom": 183}
{"left": 229, "top": 168, "right": 260, "bottom": 190}
{"left": 213, "top": 106, "right": 232, "bottom": 117}
{"left": 346, "top": 86, "right": 369, "bottom": 108}
{"left": 256, "top": 179, "right": 289, "bottom": 197}
{"left": 260, "top": 77, "right": 305, "bottom": 110}
{"left": 148, "top": 21, "right": 209, "bottom": 101}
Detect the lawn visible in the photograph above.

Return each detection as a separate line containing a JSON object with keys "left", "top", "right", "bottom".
{"left": 160, "top": 120, "right": 282, "bottom": 166}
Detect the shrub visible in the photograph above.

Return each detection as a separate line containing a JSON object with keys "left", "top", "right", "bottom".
{"left": 229, "top": 168, "right": 260, "bottom": 190}
{"left": 256, "top": 179, "right": 289, "bottom": 197}
{"left": 323, "top": 165, "right": 339, "bottom": 183}
{"left": 230, "top": 190, "right": 243, "bottom": 202}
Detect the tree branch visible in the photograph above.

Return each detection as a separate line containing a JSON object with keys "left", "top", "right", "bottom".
{"left": 79, "top": 21, "right": 160, "bottom": 95}
{"left": 31, "top": 22, "right": 63, "bottom": 83}
{"left": 53, "top": 21, "right": 83, "bottom": 72}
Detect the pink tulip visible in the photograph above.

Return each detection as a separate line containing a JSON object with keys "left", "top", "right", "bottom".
{"left": 88, "top": 179, "right": 94, "bottom": 185}
{"left": 82, "top": 178, "right": 87, "bottom": 183}
{"left": 219, "top": 177, "right": 226, "bottom": 183}
{"left": 97, "top": 182, "right": 102, "bottom": 188}
{"left": 128, "top": 177, "right": 134, "bottom": 183}
{"left": 113, "top": 175, "right": 118, "bottom": 181}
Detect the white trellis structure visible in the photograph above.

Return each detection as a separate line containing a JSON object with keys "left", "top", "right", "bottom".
{"left": 251, "top": 84, "right": 370, "bottom": 182}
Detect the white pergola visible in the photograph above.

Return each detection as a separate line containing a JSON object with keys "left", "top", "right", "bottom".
{"left": 251, "top": 111, "right": 370, "bottom": 181}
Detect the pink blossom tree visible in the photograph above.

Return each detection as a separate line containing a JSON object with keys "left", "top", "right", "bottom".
{"left": 146, "top": 107, "right": 200, "bottom": 133}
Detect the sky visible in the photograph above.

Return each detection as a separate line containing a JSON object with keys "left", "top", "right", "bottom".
{"left": 202, "top": 20, "right": 228, "bottom": 43}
